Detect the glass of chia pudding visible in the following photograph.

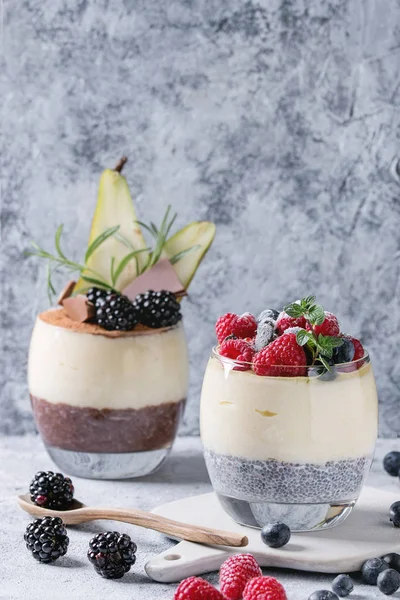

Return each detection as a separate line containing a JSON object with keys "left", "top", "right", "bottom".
{"left": 200, "top": 298, "right": 378, "bottom": 531}
{"left": 28, "top": 308, "right": 189, "bottom": 479}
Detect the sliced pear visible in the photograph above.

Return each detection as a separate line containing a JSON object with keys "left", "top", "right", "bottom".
{"left": 74, "top": 159, "right": 149, "bottom": 293}
{"left": 163, "top": 221, "right": 216, "bottom": 290}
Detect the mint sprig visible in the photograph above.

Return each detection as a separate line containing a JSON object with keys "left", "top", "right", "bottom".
{"left": 284, "top": 296, "right": 343, "bottom": 370}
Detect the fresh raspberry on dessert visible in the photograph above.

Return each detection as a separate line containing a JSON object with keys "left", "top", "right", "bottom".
{"left": 219, "top": 339, "right": 255, "bottom": 370}
{"left": 306, "top": 311, "right": 340, "bottom": 337}
{"left": 216, "top": 313, "right": 239, "bottom": 344}
{"left": 243, "top": 576, "right": 287, "bottom": 600}
{"left": 275, "top": 312, "right": 307, "bottom": 335}
{"left": 253, "top": 333, "right": 307, "bottom": 377}
{"left": 343, "top": 335, "right": 364, "bottom": 360}
{"left": 219, "top": 553, "right": 262, "bottom": 600}
{"left": 174, "top": 576, "right": 224, "bottom": 600}
{"left": 232, "top": 313, "right": 257, "bottom": 339}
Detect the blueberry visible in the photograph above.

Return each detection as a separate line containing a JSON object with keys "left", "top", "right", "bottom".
{"left": 332, "top": 338, "right": 355, "bottom": 364}
{"left": 255, "top": 321, "right": 276, "bottom": 351}
{"left": 257, "top": 309, "right": 279, "bottom": 323}
{"left": 308, "top": 361, "right": 336, "bottom": 382}
{"left": 331, "top": 574, "right": 354, "bottom": 597}
{"left": 383, "top": 553, "right": 400, "bottom": 572}
{"left": 261, "top": 522, "right": 291, "bottom": 548}
{"left": 383, "top": 452, "right": 400, "bottom": 476}
{"left": 362, "top": 557, "right": 389, "bottom": 584}
{"left": 377, "top": 568, "right": 400, "bottom": 595}
{"left": 390, "top": 501, "right": 400, "bottom": 527}
{"left": 309, "top": 591, "right": 339, "bottom": 600}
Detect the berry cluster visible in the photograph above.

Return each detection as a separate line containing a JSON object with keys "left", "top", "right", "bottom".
{"left": 215, "top": 296, "right": 365, "bottom": 378}
{"left": 86, "top": 287, "right": 181, "bottom": 331}
{"left": 174, "top": 554, "right": 286, "bottom": 600}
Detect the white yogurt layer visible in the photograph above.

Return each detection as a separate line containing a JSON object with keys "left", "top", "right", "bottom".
{"left": 29, "top": 316, "right": 189, "bottom": 410}
{"left": 200, "top": 355, "right": 378, "bottom": 463}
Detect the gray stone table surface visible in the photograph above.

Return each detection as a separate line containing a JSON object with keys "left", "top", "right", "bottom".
{"left": 1, "top": 435, "right": 400, "bottom": 600}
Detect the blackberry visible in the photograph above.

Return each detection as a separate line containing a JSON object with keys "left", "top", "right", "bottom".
{"left": 29, "top": 471, "right": 74, "bottom": 510}
{"left": 95, "top": 293, "right": 138, "bottom": 331}
{"left": 261, "top": 522, "right": 291, "bottom": 548}
{"left": 133, "top": 290, "right": 182, "bottom": 328}
{"left": 86, "top": 287, "right": 109, "bottom": 307}
{"left": 24, "top": 516, "right": 69, "bottom": 563}
{"left": 87, "top": 531, "right": 137, "bottom": 579}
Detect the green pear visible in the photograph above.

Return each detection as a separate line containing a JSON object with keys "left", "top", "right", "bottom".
{"left": 164, "top": 221, "right": 216, "bottom": 289}
{"left": 74, "top": 158, "right": 149, "bottom": 293}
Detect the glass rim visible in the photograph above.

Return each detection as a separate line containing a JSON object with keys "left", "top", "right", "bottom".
{"left": 211, "top": 345, "right": 370, "bottom": 369}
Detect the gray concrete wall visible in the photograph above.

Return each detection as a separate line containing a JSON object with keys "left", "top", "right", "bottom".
{"left": 2, "top": 0, "right": 400, "bottom": 436}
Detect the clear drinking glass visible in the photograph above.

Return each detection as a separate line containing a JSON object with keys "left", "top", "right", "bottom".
{"left": 200, "top": 348, "right": 378, "bottom": 531}
{"left": 28, "top": 310, "right": 189, "bottom": 479}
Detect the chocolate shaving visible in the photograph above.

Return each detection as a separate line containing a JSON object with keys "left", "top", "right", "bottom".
{"left": 62, "top": 295, "right": 95, "bottom": 323}
{"left": 57, "top": 280, "right": 76, "bottom": 306}
{"left": 122, "top": 258, "right": 186, "bottom": 300}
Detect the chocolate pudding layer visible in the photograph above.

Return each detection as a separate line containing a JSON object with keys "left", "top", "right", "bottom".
{"left": 31, "top": 396, "right": 186, "bottom": 453}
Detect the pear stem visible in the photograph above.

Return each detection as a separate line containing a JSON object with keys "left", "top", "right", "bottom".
{"left": 114, "top": 157, "right": 128, "bottom": 173}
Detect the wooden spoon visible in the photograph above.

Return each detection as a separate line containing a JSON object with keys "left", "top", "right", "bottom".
{"left": 17, "top": 494, "right": 248, "bottom": 548}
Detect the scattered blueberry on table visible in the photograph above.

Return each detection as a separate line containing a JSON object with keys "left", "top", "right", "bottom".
{"left": 362, "top": 557, "right": 389, "bottom": 584}
{"left": 308, "top": 591, "right": 339, "bottom": 600}
{"left": 331, "top": 574, "right": 354, "bottom": 597}
{"left": 261, "top": 522, "right": 291, "bottom": 548}
{"left": 377, "top": 568, "right": 400, "bottom": 595}
{"left": 383, "top": 451, "right": 400, "bottom": 477}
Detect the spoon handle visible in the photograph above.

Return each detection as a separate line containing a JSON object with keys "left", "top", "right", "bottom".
{"left": 79, "top": 507, "right": 248, "bottom": 547}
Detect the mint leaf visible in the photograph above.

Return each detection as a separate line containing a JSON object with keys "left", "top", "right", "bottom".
{"left": 284, "top": 302, "right": 305, "bottom": 318}
{"left": 318, "top": 355, "right": 333, "bottom": 372}
{"left": 318, "top": 335, "right": 344, "bottom": 350}
{"left": 303, "top": 295, "right": 316, "bottom": 308}
{"left": 307, "top": 304, "right": 325, "bottom": 325}
{"left": 296, "top": 329, "right": 313, "bottom": 346}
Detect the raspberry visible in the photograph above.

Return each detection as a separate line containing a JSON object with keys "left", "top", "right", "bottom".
{"left": 174, "top": 576, "right": 224, "bottom": 600}
{"left": 243, "top": 576, "right": 287, "bottom": 600}
{"left": 216, "top": 313, "right": 239, "bottom": 344}
{"left": 219, "top": 339, "right": 255, "bottom": 371}
{"left": 231, "top": 313, "right": 257, "bottom": 339}
{"left": 343, "top": 335, "right": 364, "bottom": 360}
{"left": 219, "top": 554, "right": 262, "bottom": 600}
{"left": 253, "top": 333, "right": 306, "bottom": 377}
{"left": 306, "top": 311, "right": 340, "bottom": 337}
{"left": 275, "top": 312, "right": 307, "bottom": 335}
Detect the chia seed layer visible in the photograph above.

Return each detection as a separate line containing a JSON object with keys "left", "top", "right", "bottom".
{"left": 31, "top": 396, "right": 185, "bottom": 453}
{"left": 204, "top": 449, "right": 371, "bottom": 503}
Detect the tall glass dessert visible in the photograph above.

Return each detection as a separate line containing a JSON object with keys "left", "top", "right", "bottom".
{"left": 28, "top": 157, "right": 215, "bottom": 479}
{"left": 201, "top": 297, "right": 378, "bottom": 531}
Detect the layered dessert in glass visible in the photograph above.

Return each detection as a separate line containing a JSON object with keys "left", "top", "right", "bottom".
{"left": 28, "top": 157, "right": 215, "bottom": 479}
{"left": 201, "top": 297, "right": 378, "bottom": 531}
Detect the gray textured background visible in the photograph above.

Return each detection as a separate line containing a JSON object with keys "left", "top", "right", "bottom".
{"left": 1, "top": 0, "right": 400, "bottom": 437}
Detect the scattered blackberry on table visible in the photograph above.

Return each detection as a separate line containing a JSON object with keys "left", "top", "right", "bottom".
{"left": 384, "top": 452, "right": 400, "bottom": 477}
{"left": 383, "top": 553, "right": 400, "bottom": 572}
{"left": 377, "top": 568, "right": 400, "bottom": 595}
{"left": 133, "top": 290, "right": 182, "bottom": 328}
{"left": 87, "top": 531, "right": 137, "bottom": 579}
{"left": 261, "top": 522, "right": 291, "bottom": 548}
{"left": 389, "top": 501, "right": 400, "bottom": 527}
{"left": 24, "top": 516, "right": 69, "bottom": 563}
{"left": 362, "top": 557, "right": 389, "bottom": 584}
{"left": 331, "top": 574, "right": 354, "bottom": 597}
{"left": 95, "top": 293, "right": 138, "bottom": 331}
{"left": 309, "top": 592, "right": 338, "bottom": 600}
{"left": 29, "top": 471, "right": 74, "bottom": 509}
{"left": 86, "top": 287, "right": 109, "bottom": 307}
